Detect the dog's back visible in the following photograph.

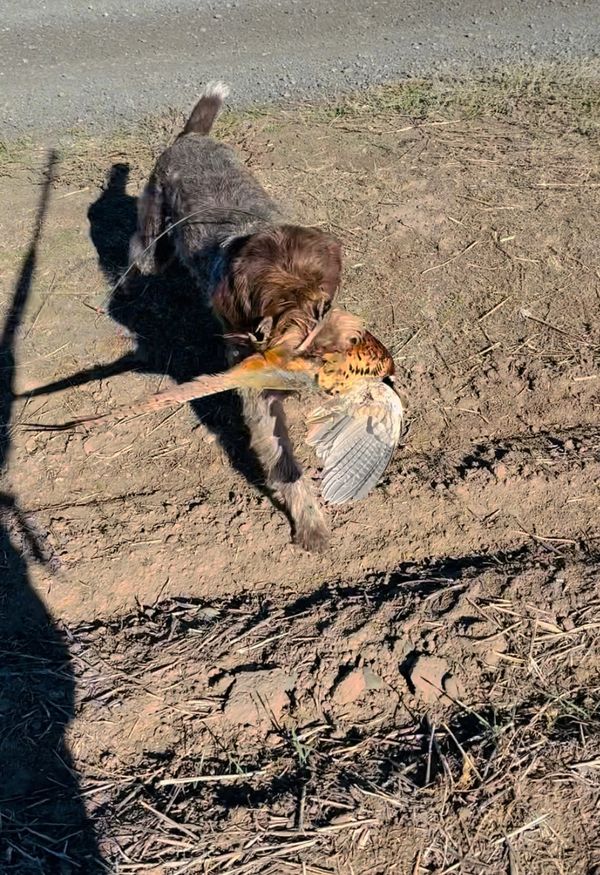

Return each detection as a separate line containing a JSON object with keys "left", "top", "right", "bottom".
{"left": 130, "top": 83, "right": 282, "bottom": 280}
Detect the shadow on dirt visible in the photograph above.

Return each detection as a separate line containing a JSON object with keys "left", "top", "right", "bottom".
{"left": 65, "top": 536, "right": 595, "bottom": 839}
{"left": 0, "top": 152, "right": 106, "bottom": 873}
{"left": 27, "top": 162, "right": 265, "bottom": 489}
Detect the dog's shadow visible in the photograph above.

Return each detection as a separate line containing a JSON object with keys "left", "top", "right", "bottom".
{"left": 85, "top": 163, "right": 265, "bottom": 489}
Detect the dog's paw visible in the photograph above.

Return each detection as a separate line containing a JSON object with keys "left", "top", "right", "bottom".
{"left": 294, "top": 518, "right": 330, "bottom": 553}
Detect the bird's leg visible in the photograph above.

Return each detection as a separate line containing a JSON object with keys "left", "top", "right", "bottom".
{"left": 246, "top": 316, "right": 273, "bottom": 352}
{"left": 255, "top": 316, "right": 273, "bottom": 344}
{"left": 295, "top": 316, "right": 328, "bottom": 354}
{"left": 294, "top": 300, "right": 334, "bottom": 353}
{"left": 224, "top": 317, "right": 273, "bottom": 354}
{"left": 240, "top": 388, "right": 329, "bottom": 552}
{"left": 317, "top": 299, "right": 331, "bottom": 321}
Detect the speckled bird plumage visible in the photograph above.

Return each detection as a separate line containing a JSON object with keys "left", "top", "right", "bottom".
{"left": 44, "top": 309, "right": 407, "bottom": 506}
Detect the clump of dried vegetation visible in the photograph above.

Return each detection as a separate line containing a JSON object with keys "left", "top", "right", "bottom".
{"left": 2, "top": 61, "right": 599, "bottom": 187}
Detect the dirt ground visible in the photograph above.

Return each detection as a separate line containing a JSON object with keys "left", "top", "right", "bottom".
{"left": 1, "top": 70, "right": 599, "bottom": 873}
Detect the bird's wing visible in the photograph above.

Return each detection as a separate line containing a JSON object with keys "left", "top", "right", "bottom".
{"left": 306, "top": 380, "right": 406, "bottom": 504}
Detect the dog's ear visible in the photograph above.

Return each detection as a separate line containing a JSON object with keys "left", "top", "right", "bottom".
{"left": 212, "top": 273, "right": 251, "bottom": 329}
{"left": 280, "top": 226, "right": 342, "bottom": 299}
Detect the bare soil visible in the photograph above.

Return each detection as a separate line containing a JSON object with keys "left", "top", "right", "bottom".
{"left": 1, "top": 75, "right": 599, "bottom": 873}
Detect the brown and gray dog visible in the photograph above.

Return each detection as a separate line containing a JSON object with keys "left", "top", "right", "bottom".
{"left": 129, "top": 82, "right": 344, "bottom": 551}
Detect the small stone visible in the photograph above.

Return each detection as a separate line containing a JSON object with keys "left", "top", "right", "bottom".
{"left": 83, "top": 432, "right": 109, "bottom": 455}
{"left": 484, "top": 648, "right": 501, "bottom": 667}
{"left": 443, "top": 673, "right": 461, "bottom": 701}
{"left": 495, "top": 463, "right": 508, "bottom": 480}
{"left": 345, "top": 625, "right": 371, "bottom": 651}
{"left": 210, "top": 673, "right": 234, "bottom": 695}
{"left": 25, "top": 435, "right": 40, "bottom": 454}
{"left": 363, "top": 667, "right": 384, "bottom": 691}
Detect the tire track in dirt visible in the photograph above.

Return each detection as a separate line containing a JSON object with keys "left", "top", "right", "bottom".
{"left": 26, "top": 417, "right": 599, "bottom": 623}
{"left": 62, "top": 540, "right": 600, "bottom": 873}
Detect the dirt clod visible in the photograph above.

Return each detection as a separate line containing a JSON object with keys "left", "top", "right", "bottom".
{"left": 331, "top": 667, "right": 367, "bottom": 705}
{"left": 410, "top": 655, "right": 460, "bottom": 705}
{"left": 222, "top": 669, "right": 296, "bottom": 726}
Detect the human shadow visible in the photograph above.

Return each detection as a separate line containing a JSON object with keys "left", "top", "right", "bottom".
{"left": 0, "top": 151, "right": 106, "bottom": 873}
{"left": 27, "top": 162, "right": 265, "bottom": 489}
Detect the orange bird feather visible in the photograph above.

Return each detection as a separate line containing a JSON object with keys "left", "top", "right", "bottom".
{"left": 27, "top": 309, "right": 407, "bottom": 504}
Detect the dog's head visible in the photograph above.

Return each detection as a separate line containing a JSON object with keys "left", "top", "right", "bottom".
{"left": 213, "top": 225, "right": 342, "bottom": 344}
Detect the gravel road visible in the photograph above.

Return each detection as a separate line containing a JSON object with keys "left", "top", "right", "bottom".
{"left": 1, "top": 0, "right": 599, "bottom": 135}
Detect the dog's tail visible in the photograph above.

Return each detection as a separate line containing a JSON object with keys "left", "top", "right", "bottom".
{"left": 181, "top": 81, "right": 230, "bottom": 136}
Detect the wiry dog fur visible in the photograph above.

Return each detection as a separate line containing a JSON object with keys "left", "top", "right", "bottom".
{"left": 129, "top": 82, "right": 343, "bottom": 551}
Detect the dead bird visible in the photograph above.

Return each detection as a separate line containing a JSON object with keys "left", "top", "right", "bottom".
{"left": 42, "top": 308, "right": 408, "bottom": 509}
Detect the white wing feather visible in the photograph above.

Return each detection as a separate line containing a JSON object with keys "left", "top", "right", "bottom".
{"left": 306, "top": 381, "right": 406, "bottom": 504}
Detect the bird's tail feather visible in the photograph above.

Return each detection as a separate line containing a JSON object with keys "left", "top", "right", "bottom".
{"left": 25, "top": 350, "right": 316, "bottom": 432}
